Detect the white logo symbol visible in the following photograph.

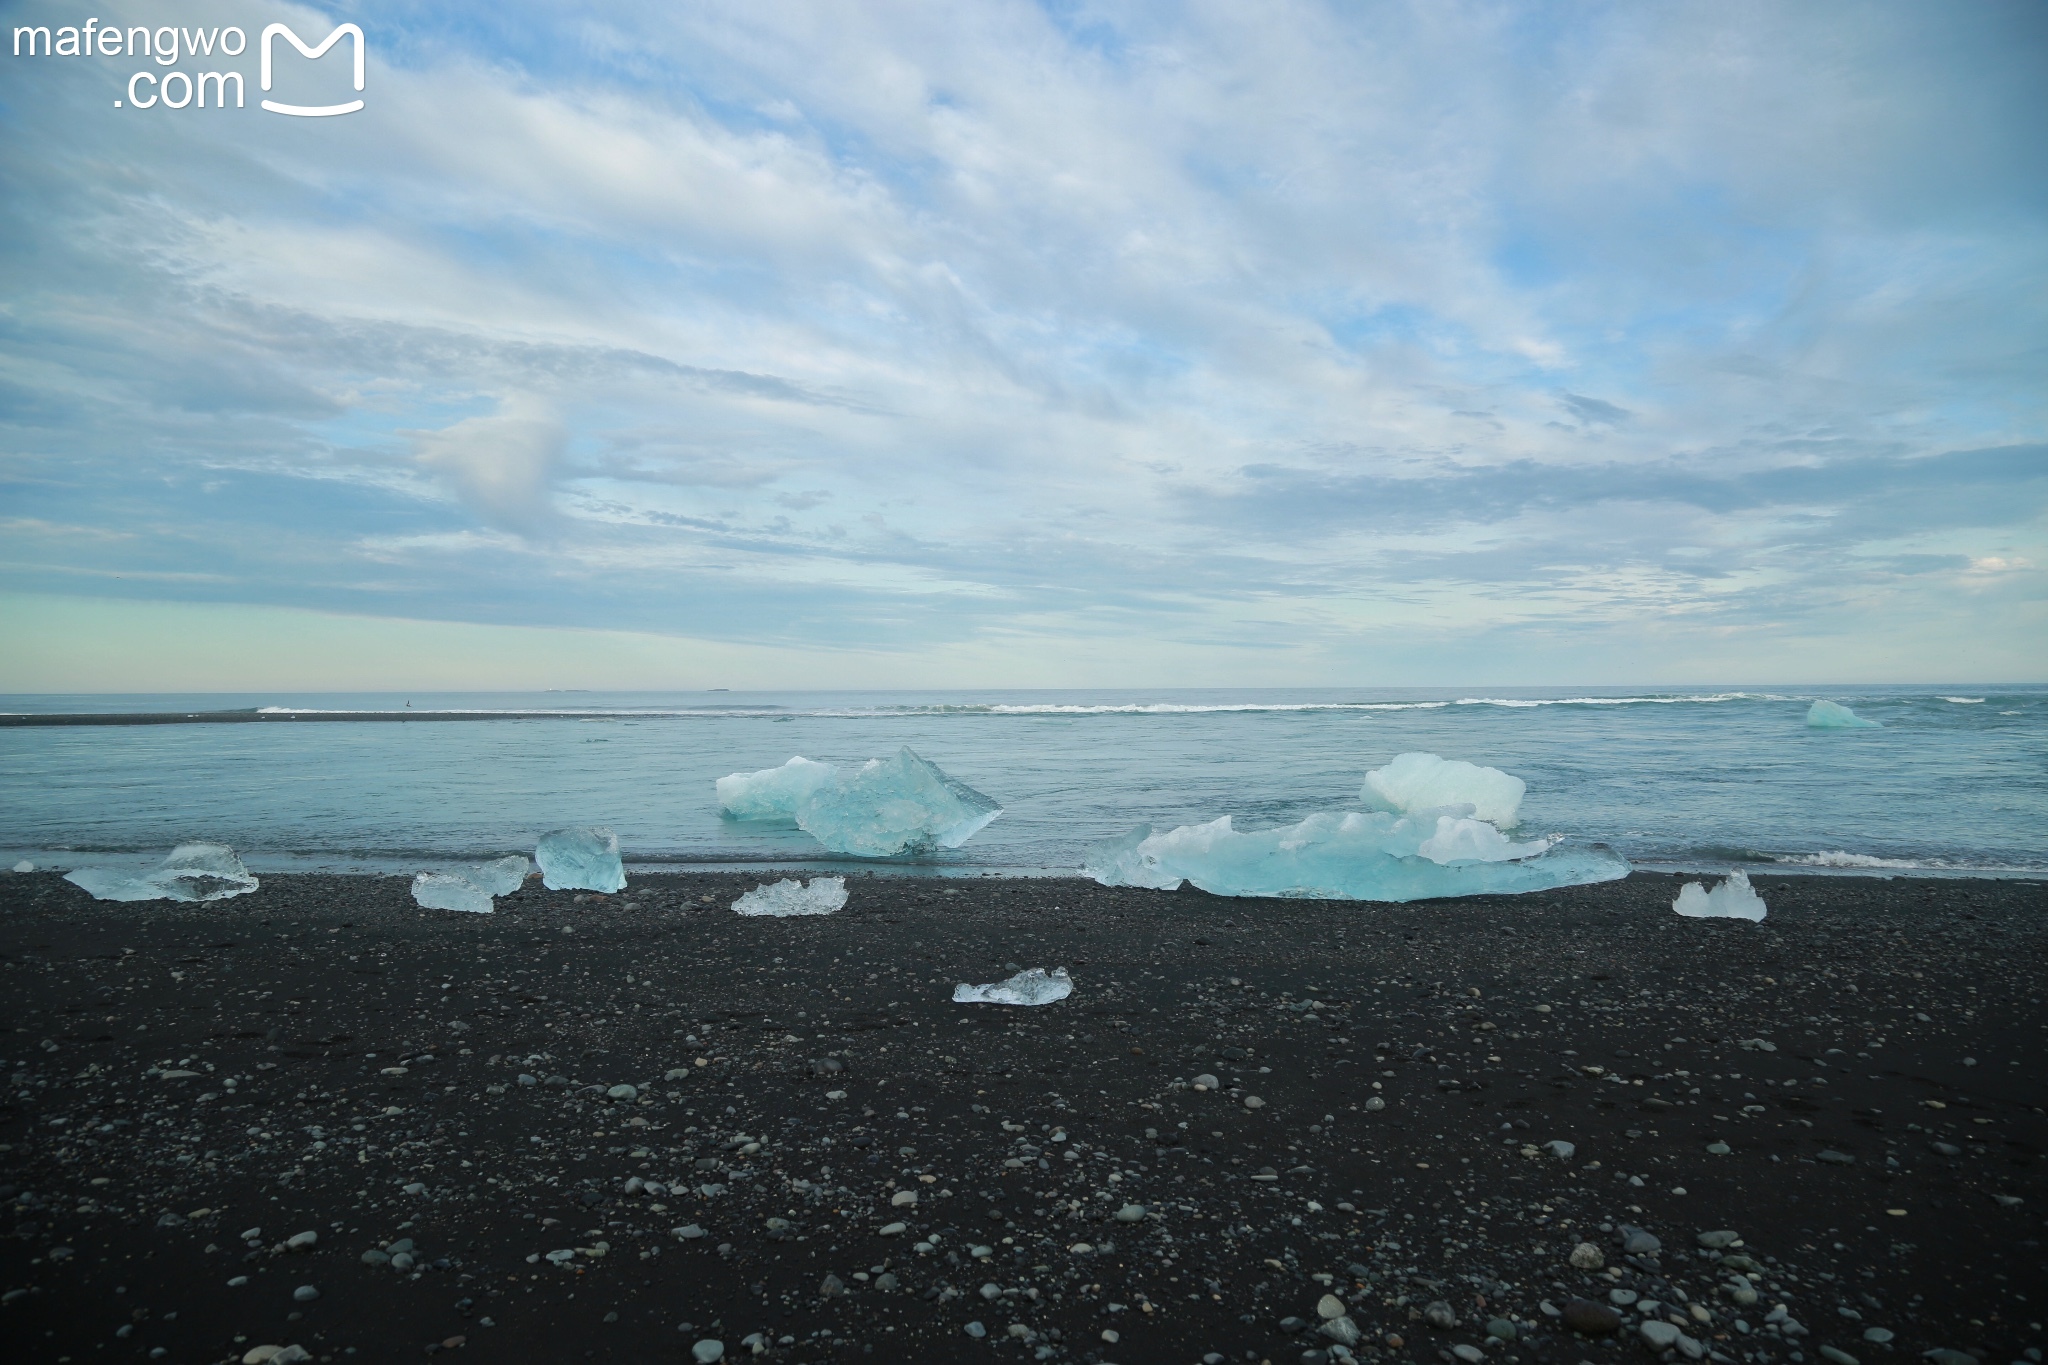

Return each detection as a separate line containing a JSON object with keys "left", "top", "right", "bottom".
{"left": 259, "top": 22, "right": 363, "bottom": 117}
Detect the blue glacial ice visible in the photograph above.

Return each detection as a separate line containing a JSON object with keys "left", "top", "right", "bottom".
{"left": 1362, "top": 751, "right": 1525, "bottom": 826}
{"left": 732, "top": 876, "right": 847, "bottom": 917}
{"left": 1806, "top": 699, "right": 1881, "bottom": 728}
{"left": 953, "top": 967, "right": 1074, "bottom": 1006}
{"left": 65, "top": 843, "right": 260, "bottom": 903}
{"left": 717, "top": 747, "right": 1002, "bottom": 857}
{"left": 716, "top": 757, "right": 837, "bottom": 820}
{"left": 409, "top": 855, "right": 532, "bottom": 914}
{"left": 1085, "top": 754, "right": 1626, "bottom": 902}
{"left": 534, "top": 827, "right": 627, "bottom": 892}
{"left": 412, "top": 872, "right": 494, "bottom": 914}
{"left": 1672, "top": 869, "right": 1767, "bottom": 920}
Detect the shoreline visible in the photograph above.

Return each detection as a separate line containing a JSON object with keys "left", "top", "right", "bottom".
{"left": 2, "top": 870, "right": 2041, "bottom": 1365}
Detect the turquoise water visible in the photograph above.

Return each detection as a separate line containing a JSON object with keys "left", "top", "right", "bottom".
{"left": 2, "top": 685, "right": 2043, "bottom": 878}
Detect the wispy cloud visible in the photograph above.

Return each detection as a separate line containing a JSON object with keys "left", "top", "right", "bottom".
{"left": 1, "top": 0, "right": 2042, "bottom": 684}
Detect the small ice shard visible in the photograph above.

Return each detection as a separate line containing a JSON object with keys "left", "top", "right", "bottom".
{"left": 534, "top": 827, "right": 627, "bottom": 892}
{"left": 12, "top": 860, "right": 33, "bottom": 873}
{"left": 720, "top": 747, "right": 1002, "bottom": 857}
{"left": 66, "top": 843, "right": 260, "bottom": 903}
{"left": 732, "top": 876, "right": 848, "bottom": 917}
{"left": 411, "top": 872, "right": 495, "bottom": 914}
{"left": 1363, "top": 752, "right": 1526, "bottom": 826}
{"left": 1806, "top": 699, "right": 1880, "bottom": 729}
{"left": 468, "top": 855, "right": 531, "bottom": 896}
{"left": 716, "top": 757, "right": 837, "bottom": 821}
{"left": 1672, "top": 869, "right": 1767, "bottom": 921}
{"left": 953, "top": 967, "right": 1073, "bottom": 1006}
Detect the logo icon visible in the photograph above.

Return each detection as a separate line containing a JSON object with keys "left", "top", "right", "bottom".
{"left": 259, "top": 22, "right": 363, "bottom": 117}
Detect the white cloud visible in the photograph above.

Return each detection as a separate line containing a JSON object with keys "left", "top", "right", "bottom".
{"left": 412, "top": 398, "right": 566, "bottom": 531}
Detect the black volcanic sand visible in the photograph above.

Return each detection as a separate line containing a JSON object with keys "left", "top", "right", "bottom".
{"left": 2, "top": 871, "right": 2043, "bottom": 1365}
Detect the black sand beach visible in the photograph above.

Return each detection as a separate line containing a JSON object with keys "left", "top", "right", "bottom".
{"left": 1, "top": 870, "right": 2041, "bottom": 1365}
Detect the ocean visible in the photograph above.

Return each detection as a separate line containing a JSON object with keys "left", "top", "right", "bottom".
{"left": 2, "top": 685, "right": 2043, "bottom": 881}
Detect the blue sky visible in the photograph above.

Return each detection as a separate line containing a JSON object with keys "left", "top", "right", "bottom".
{"left": 2, "top": 0, "right": 2043, "bottom": 689}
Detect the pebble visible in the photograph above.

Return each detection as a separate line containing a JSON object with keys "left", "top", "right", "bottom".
{"left": 1101, "top": 1329, "right": 1120, "bottom": 1344}
{"left": 1610, "top": 1288, "right": 1639, "bottom": 1306}
{"left": 1562, "top": 1299, "right": 1622, "bottom": 1334}
{"left": 1696, "top": 1229, "right": 1740, "bottom": 1248}
{"left": 1193, "top": 1073, "right": 1220, "bottom": 1089}
{"left": 1453, "top": 1346, "right": 1485, "bottom": 1364}
{"left": 1362, "top": 1096, "right": 1385, "bottom": 1112}
{"left": 890, "top": 1190, "right": 918, "bottom": 1206}
{"left": 1705, "top": 1140, "right": 1732, "bottom": 1155}
{"left": 1621, "top": 1227, "right": 1661, "bottom": 1255}
{"left": 878, "top": 1221, "right": 907, "bottom": 1236}
{"left": 1640, "top": 1320, "right": 1681, "bottom": 1348}
{"left": 1819, "top": 1347, "right": 1860, "bottom": 1365}
{"left": 607, "top": 1084, "right": 637, "bottom": 1100}
{"left": 1543, "top": 1139, "right": 1576, "bottom": 1160}
{"left": 964, "top": 1321, "right": 987, "bottom": 1339}
{"left": 1486, "top": 1317, "right": 1517, "bottom": 1341}
{"left": 1115, "top": 1203, "right": 1147, "bottom": 1222}
{"left": 1568, "top": 1241, "right": 1604, "bottom": 1269}
{"left": 1242, "top": 1095, "right": 1265, "bottom": 1109}
{"left": 1317, "top": 1294, "right": 1346, "bottom": 1319}
{"left": 1863, "top": 1328, "right": 1894, "bottom": 1344}
{"left": 292, "top": 1284, "right": 320, "bottom": 1302}
{"left": 1423, "top": 1300, "right": 1458, "bottom": 1329}
{"left": 1816, "top": 1149, "right": 1856, "bottom": 1165}
{"left": 675, "top": 1225, "right": 706, "bottom": 1240}
{"left": 691, "top": 1339, "right": 724, "bottom": 1364}
{"left": 284, "top": 1231, "right": 317, "bottom": 1250}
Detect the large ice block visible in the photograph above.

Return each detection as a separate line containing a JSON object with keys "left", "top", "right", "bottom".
{"left": 65, "top": 842, "right": 260, "bottom": 903}
{"left": 469, "top": 855, "right": 531, "bottom": 896}
{"left": 1672, "top": 869, "right": 1767, "bottom": 920}
{"left": 534, "top": 827, "right": 627, "bottom": 892}
{"left": 1362, "top": 752, "right": 1526, "bottom": 826}
{"left": 953, "top": 967, "right": 1073, "bottom": 1006}
{"left": 732, "top": 876, "right": 848, "bottom": 917}
{"left": 797, "top": 748, "right": 1002, "bottom": 856}
{"left": 1806, "top": 699, "right": 1880, "bottom": 729}
{"left": 716, "top": 757, "right": 838, "bottom": 820}
{"left": 1085, "top": 810, "right": 1625, "bottom": 902}
{"left": 412, "top": 872, "right": 495, "bottom": 914}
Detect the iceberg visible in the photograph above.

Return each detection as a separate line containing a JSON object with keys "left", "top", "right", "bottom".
{"left": 717, "top": 747, "right": 1002, "bottom": 857}
{"left": 1672, "top": 869, "right": 1767, "bottom": 921}
{"left": 1362, "top": 752, "right": 1526, "bottom": 826}
{"left": 534, "top": 827, "right": 627, "bottom": 892}
{"left": 716, "top": 757, "right": 837, "bottom": 820}
{"left": 65, "top": 842, "right": 260, "bottom": 903}
{"left": 412, "top": 872, "right": 495, "bottom": 914}
{"left": 732, "top": 876, "right": 848, "bottom": 917}
{"left": 1806, "top": 699, "right": 1880, "bottom": 729}
{"left": 1086, "top": 812, "right": 1626, "bottom": 902}
{"left": 953, "top": 967, "right": 1074, "bottom": 1006}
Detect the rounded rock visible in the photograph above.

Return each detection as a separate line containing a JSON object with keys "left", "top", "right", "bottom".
{"left": 1115, "top": 1203, "right": 1147, "bottom": 1222}
{"left": 1819, "top": 1348, "right": 1860, "bottom": 1365}
{"left": 1363, "top": 1096, "right": 1386, "bottom": 1112}
{"left": 291, "top": 1284, "right": 320, "bottom": 1302}
{"left": 1317, "top": 1294, "right": 1346, "bottom": 1320}
{"left": 1562, "top": 1299, "right": 1622, "bottom": 1335}
{"left": 1453, "top": 1347, "right": 1486, "bottom": 1365}
{"left": 607, "top": 1084, "right": 638, "bottom": 1101}
{"left": 964, "top": 1321, "right": 987, "bottom": 1339}
{"left": 1568, "top": 1241, "right": 1604, "bottom": 1270}
{"left": 691, "top": 1339, "right": 725, "bottom": 1364}
{"left": 1243, "top": 1095, "right": 1265, "bottom": 1110}
{"left": 1863, "top": 1328, "right": 1895, "bottom": 1345}
{"left": 1487, "top": 1317, "right": 1517, "bottom": 1341}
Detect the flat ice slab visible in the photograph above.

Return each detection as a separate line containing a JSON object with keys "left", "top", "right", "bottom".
{"left": 469, "top": 855, "right": 531, "bottom": 896}
{"left": 732, "top": 876, "right": 848, "bottom": 917}
{"left": 535, "top": 827, "right": 627, "bottom": 892}
{"left": 65, "top": 843, "right": 260, "bottom": 903}
{"left": 1807, "top": 699, "right": 1880, "bottom": 728}
{"left": 717, "top": 747, "right": 1002, "bottom": 857}
{"left": 1673, "top": 869, "right": 1768, "bottom": 920}
{"left": 412, "top": 872, "right": 495, "bottom": 914}
{"left": 953, "top": 967, "right": 1074, "bottom": 1006}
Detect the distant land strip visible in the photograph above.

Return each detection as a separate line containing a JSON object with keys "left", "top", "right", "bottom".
{"left": 0, "top": 709, "right": 579, "bottom": 727}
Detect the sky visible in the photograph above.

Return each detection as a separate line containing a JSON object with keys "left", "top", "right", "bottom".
{"left": 2, "top": 0, "right": 2043, "bottom": 691}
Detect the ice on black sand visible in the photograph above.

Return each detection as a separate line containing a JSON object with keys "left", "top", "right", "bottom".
{"left": 534, "top": 827, "right": 626, "bottom": 892}
{"left": 1672, "top": 869, "right": 1767, "bottom": 920}
{"left": 411, "top": 855, "right": 531, "bottom": 914}
{"left": 717, "top": 746, "right": 1001, "bottom": 857}
{"left": 953, "top": 967, "right": 1074, "bottom": 1006}
{"left": 1085, "top": 751, "right": 1627, "bottom": 902}
{"left": 732, "top": 876, "right": 847, "bottom": 917}
{"left": 65, "top": 842, "right": 259, "bottom": 903}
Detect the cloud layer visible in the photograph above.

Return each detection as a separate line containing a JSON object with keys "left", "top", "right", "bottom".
{"left": 2, "top": 0, "right": 2043, "bottom": 685}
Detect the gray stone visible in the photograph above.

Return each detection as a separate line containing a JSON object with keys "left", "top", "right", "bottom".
{"left": 1320, "top": 1315, "right": 1361, "bottom": 1347}
{"left": 691, "top": 1340, "right": 725, "bottom": 1364}
{"left": 389, "top": 1253, "right": 415, "bottom": 1272}
{"left": 1453, "top": 1347, "right": 1485, "bottom": 1364}
{"left": 1569, "top": 1241, "right": 1604, "bottom": 1270}
{"left": 873, "top": 1273, "right": 898, "bottom": 1292}
{"left": 1487, "top": 1318, "right": 1517, "bottom": 1341}
{"left": 1696, "top": 1229, "right": 1740, "bottom": 1249}
{"left": 1193, "top": 1074, "right": 1220, "bottom": 1090}
{"left": 1931, "top": 1142, "right": 1962, "bottom": 1157}
{"left": 964, "top": 1321, "right": 987, "bottom": 1339}
{"left": 1363, "top": 1096, "right": 1386, "bottom": 1112}
{"left": 1424, "top": 1300, "right": 1458, "bottom": 1330}
{"left": 1863, "top": 1328, "right": 1895, "bottom": 1344}
{"left": 1317, "top": 1294, "right": 1346, "bottom": 1320}
{"left": 1820, "top": 1349, "right": 1860, "bottom": 1365}
{"left": 820, "top": 1274, "right": 846, "bottom": 1296}
{"left": 1610, "top": 1288, "right": 1639, "bottom": 1306}
{"left": 1562, "top": 1299, "right": 1622, "bottom": 1334}
{"left": 607, "top": 1083, "right": 639, "bottom": 1101}
{"left": 1816, "top": 1150, "right": 1855, "bottom": 1165}
{"left": 1621, "top": 1227, "right": 1662, "bottom": 1255}
{"left": 1921, "top": 1352, "right": 1978, "bottom": 1365}
{"left": 1115, "top": 1203, "right": 1147, "bottom": 1222}
{"left": 1544, "top": 1140, "right": 1576, "bottom": 1160}
{"left": 292, "top": 1285, "right": 319, "bottom": 1302}
{"left": 1641, "top": 1320, "right": 1682, "bottom": 1348}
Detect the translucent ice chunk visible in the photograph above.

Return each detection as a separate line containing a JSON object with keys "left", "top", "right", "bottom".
{"left": 469, "top": 855, "right": 531, "bottom": 896}
{"left": 794, "top": 747, "right": 1002, "bottom": 857}
{"left": 12, "top": 860, "right": 33, "bottom": 873}
{"left": 1085, "top": 811, "right": 1625, "bottom": 902}
{"left": 732, "top": 876, "right": 848, "bottom": 917}
{"left": 717, "top": 757, "right": 838, "bottom": 820}
{"left": 1363, "top": 752, "right": 1526, "bottom": 826}
{"left": 412, "top": 872, "right": 495, "bottom": 914}
{"left": 534, "top": 827, "right": 627, "bottom": 892}
{"left": 65, "top": 842, "right": 260, "bottom": 903}
{"left": 1672, "top": 869, "right": 1767, "bottom": 920}
{"left": 1806, "top": 699, "right": 1880, "bottom": 729}
{"left": 953, "top": 967, "right": 1074, "bottom": 1006}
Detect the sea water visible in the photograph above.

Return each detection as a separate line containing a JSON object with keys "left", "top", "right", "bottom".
{"left": 1, "top": 685, "right": 2042, "bottom": 880}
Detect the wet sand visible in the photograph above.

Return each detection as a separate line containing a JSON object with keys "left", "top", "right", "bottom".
{"left": 1, "top": 870, "right": 2042, "bottom": 1365}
